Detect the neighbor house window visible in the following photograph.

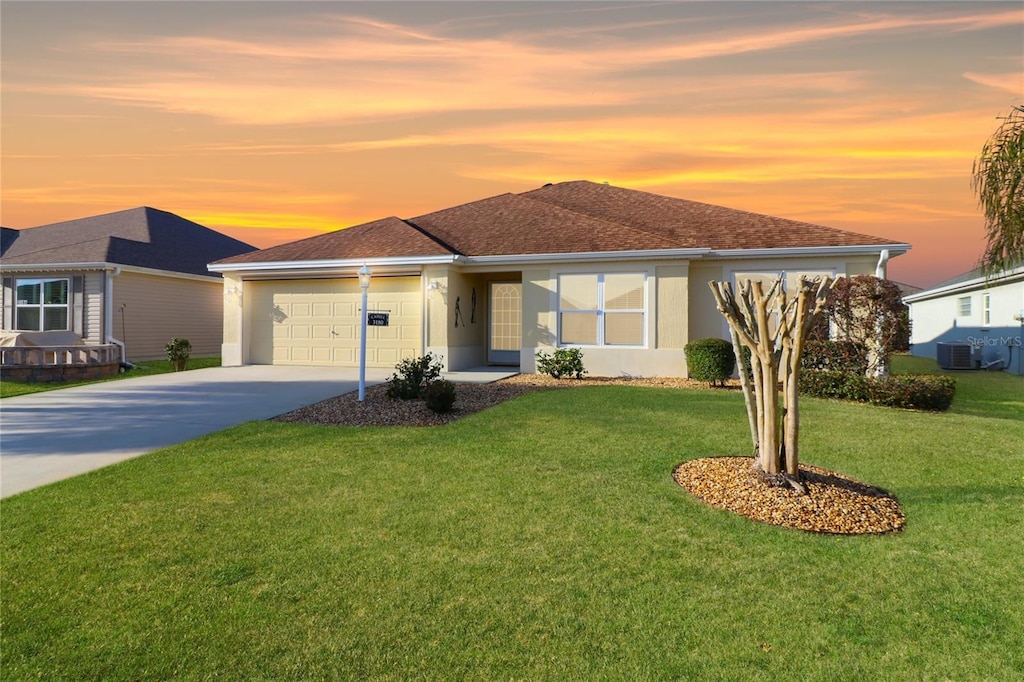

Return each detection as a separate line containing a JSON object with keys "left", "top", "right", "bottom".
{"left": 957, "top": 296, "right": 972, "bottom": 317}
{"left": 558, "top": 273, "right": 645, "bottom": 346}
{"left": 15, "top": 278, "right": 69, "bottom": 331}
{"left": 982, "top": 293, "right": 991, "bottom": 327}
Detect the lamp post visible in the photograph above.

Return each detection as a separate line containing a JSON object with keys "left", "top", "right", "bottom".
{"left": 358, "top": 264, "right": 372, "bottom": 401}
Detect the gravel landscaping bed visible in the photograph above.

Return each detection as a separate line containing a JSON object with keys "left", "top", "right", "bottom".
{"left": 274, "top": 374, "right": 905, "bottom": 535}
{"left": 272, "top": 374, "right": 723, "bottom": 427}
{"left": 674, "top": 457, "right": 906, "bottom": 535}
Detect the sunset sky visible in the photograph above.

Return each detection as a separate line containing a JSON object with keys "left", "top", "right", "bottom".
{"left": 2, "top": 1, "right": 1021, "bottom": 287}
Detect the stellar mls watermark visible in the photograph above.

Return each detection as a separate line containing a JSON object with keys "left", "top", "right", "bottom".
{"left": 966, "top": 335, "right": 1023, "bottom": 347}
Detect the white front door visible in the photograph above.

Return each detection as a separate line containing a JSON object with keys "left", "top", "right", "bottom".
{"left": 488, "top": 282, "right": 521, "bottom": 365}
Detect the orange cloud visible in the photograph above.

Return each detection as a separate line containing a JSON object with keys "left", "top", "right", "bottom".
{"left": 8, "top": 6, "right": 1017, "bottom": 126}
{"left": 963, "top": 71, "right": 1024, "bottom": 93}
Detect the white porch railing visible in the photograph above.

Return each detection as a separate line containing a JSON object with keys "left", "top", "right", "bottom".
{"left": 0, "top": 344, "right": 121, "bottom": 367}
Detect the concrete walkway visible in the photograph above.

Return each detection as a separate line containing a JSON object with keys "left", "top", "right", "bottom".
{"left": 1, "top": 365, "right": 518, "bottom": 498}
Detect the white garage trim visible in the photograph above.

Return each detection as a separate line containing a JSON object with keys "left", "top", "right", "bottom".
{"left": 247, "top": 276, "right": 422, "bottom": 367}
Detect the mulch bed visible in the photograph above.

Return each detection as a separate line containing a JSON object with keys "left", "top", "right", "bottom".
{"left": 274, "top": 375, "right": 905, "bottom": 535}
{"left": 674, "top": 457, "right": 905, "bottom": 535}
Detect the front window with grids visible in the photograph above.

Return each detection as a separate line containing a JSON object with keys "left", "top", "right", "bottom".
{"left": 558, "top": 273, "right": 645, "bottom": 346}
{"left": 15, "top": 278, "right": 70, "bottom": 331}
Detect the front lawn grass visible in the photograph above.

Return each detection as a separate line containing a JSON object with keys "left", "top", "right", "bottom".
{"left": 2, "top": 372, "right": 1022, "bottom": 679}
{"left": 0, "top": 357, "right": 222, "bottom": 399}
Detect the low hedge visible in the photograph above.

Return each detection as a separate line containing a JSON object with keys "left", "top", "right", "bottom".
{"left": 800, "top": 370, "right": 956, "bottom": 412}
{"left": 684, "top": 338, "right": 735, "bottom": 386}
{"left": 801, "top": 340, "right": 868, "bottom": 374}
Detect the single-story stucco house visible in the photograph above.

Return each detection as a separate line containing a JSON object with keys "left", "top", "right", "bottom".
{"left": 904, "top": 263, "right": 1024, "bottom": 375}
{"left": 210, "top": 181, "right": 909, "bottom": 377}
{"left": 1, "top": 207, "right": 257, "bottom": 369}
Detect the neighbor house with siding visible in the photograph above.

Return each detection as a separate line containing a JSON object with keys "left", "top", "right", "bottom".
{"left": 1, "top": 207, "right": 256, "bottom": 362}
{"left": 904, "top": 263, "right": 1024, "bottom": 375}
{"left": 210, "top": 181, "right": 910, "bottom": 378}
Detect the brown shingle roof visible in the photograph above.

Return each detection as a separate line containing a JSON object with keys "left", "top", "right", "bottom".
{"left": 409, "top": 193, "right": 681, "bottom": 257}
{"left": 522, "top": 181, "right": 899, "bottom": 250}
{"left": 214, "top": 217, "right": 452, "bottom": 264}
{"left": 214, "top": 181, "right": 903, "bottom": 266}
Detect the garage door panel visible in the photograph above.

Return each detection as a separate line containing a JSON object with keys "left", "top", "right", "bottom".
{"left": 332, "top": 348, "right": 356, "bottom": 363}
{"left": 249, "top": 277, "right": 421, "bottom": 366}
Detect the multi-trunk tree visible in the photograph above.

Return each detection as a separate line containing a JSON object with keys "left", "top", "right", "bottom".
{"left": 709, "top": 275, "right": 835, "bottom": 491}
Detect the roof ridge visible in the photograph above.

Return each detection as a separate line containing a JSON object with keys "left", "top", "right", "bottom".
{"left": 513, "top": 192, "right": 688, "bottom": 249}
{"left": 399, "top": 218, "right": 463, "bottom": 256}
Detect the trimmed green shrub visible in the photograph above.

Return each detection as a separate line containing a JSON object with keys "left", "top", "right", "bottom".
{"left": 800, "top": 370, "right": 955, "bottom": 411}
{"left": 865, "top": 374, "right": 956, "bottom": 411}
{"left": 387, "top": 353, "right": 443, "bottom": 400}
{"left": 535, "top": 348, "right": 587, "bottom": 379}
{"left": 684, "top": 337, "right": 736, "bottom": 386}
{"left": 799, "top": 370, "right": 870, "bottom": 402}
{"left": 802, "top": 340, "right": 869, "bottom": 374}
{"left": 424, "top": 379, "right": 457, "bottom": 414}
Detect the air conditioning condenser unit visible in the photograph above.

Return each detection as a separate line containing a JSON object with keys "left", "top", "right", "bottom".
{"left": 936, "top": 342, "right": 977, "bottom": 370}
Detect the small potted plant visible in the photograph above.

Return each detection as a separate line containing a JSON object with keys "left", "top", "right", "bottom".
{"left": 165, "top": 337, "right": 192, "bottom": 371}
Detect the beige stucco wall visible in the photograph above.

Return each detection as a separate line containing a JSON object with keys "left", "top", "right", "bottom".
{"left": 655, "top": 263, "right": 689, "bottom": 350}
{"left": 520, "top": 268, "right": 555, "bottom": 373}
{"left": 113, "top": 271, "right": 223, "bottom": 360}
{"left": 687, "top": 255, "right": 886, "bottom": 378}
{"left": 221, "top": 274, "right": 244, "bottom": 365}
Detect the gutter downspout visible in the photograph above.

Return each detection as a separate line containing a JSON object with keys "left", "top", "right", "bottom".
{"left": 875, "top": 249, "right": 890, "bottom": 279}
{"left": 105, "top": 267, "right": 130, "bottom": 368}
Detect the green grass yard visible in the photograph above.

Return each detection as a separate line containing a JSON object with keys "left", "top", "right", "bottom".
{"left": 1, "top": 362, "right": 1022, "bottom": 679}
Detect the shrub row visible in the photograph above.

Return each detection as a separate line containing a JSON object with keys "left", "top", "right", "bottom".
{"left": 801, "top": 340, "right": 868, "bottom": 374}
{"left": 800, "top": 370, "right": 956, "bottom": 411}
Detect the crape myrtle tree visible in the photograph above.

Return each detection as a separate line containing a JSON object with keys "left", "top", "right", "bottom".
{"left": 973, "top": 104, "right": 1024, "bottom": 274}
{"left": 823, "top": 274, "right": 910, "bottom": 377}
{"left": 709, "top": 275, "right": 834, "bottom": 492}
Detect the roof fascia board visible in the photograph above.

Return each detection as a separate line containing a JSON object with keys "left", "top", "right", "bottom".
{"left": 0, "top": 262, "right": 220, "bottom": 282}
{"left": 903, "top": 265, "right": 1024, "bottom": 303}
{"left": 208, "top": 255, "right": 463, "bottom": 275}
{"left": 1, "top": 261, "right": 111, "bottom": 273}
{"left": 708, "top": 244, "right": 911, "bottom": 260}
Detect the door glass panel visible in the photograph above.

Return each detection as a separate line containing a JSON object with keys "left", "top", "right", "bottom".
{"left": 490, "top": 283, "right": 521, "bottom": 352}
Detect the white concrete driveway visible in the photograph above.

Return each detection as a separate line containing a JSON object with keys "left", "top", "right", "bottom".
{"left": 0, "top": 365, "right": 392, "bottom": 498}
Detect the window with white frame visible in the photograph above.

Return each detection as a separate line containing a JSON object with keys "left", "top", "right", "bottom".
{"left": 558, "top": 273, "right": 645, "bottom": 346}
{"left": 957, "top": 296, "right": 972, "bottom": 317}
{"left": 15, "top": 278, "right": 70, "bottom": 331}
{"left": 982, "top": 293, "right": 991, "bottom": 327}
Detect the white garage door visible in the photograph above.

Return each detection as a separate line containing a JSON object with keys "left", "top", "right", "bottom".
{"left": 249, "top": 277, "right": 422, "bottom": 366}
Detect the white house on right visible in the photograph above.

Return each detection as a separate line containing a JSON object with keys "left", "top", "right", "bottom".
{"left": 904, "top": 264, "right": 1024, "bottom": 375}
